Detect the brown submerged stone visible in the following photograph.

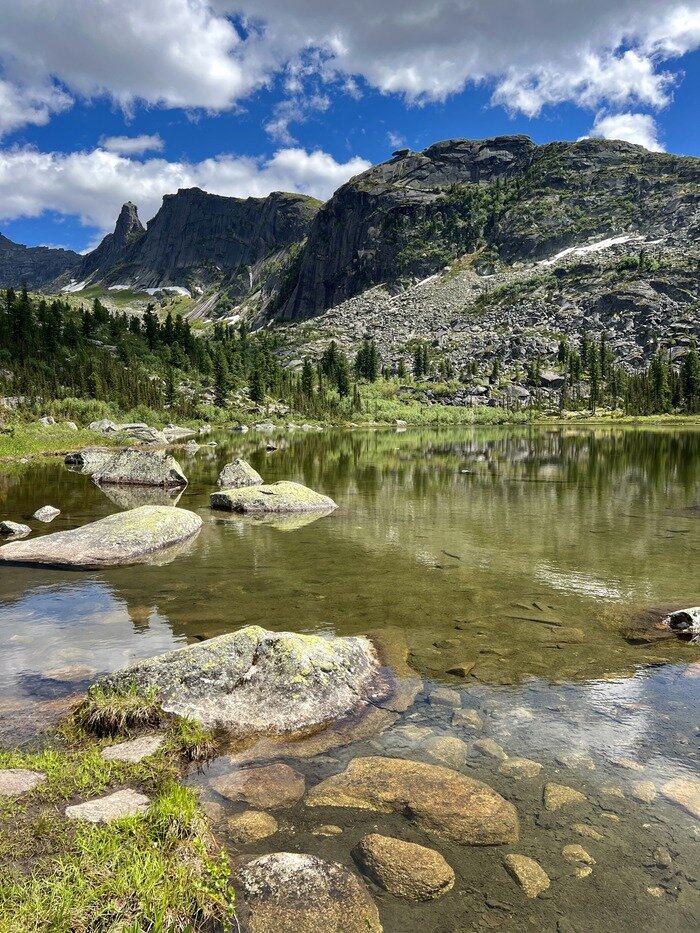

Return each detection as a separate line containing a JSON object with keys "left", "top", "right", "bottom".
{"left": 354, "top": 833, "right": 455, "bottom": 900}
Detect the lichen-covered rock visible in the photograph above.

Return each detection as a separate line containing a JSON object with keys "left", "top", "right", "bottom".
{"left": 212, "top": 763, "right": 305, "bottom": 809}
{"left": 0, "top": 520, "right": 30, "bottom": 538}
{"left": 504, "top": 854, "right": 550, "bottom": 898}
{"left": 0, "top": 505, "right": 202, "bottom": 568}
{"left": 354, "top": 833, "right": 455, "bottom": 900}
{"left": 210, "top": 480, "right": 336, "bottom": 513}
{"left": 236, "top": 852, "right": 382, "bottom": 932}
{"left": 306, "top": 756, "right": 519, "bottom": 845}
{"left": 93, "top": 448, "right": 187, "bottom": 487}
{"left": 64, "top": 447, "right": 113, "bottom": 471}
{"left": 217, "top": 458, "right": 263, "bottom": 488}
{"left": 97, "top": 626, "right": 385, "bottom": 732}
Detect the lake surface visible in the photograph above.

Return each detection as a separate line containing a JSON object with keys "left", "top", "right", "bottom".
{"left": 1, "top": 425, "right": 699, "bottom": 931}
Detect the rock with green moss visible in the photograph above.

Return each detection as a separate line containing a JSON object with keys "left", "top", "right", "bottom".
{"left": 216, "top": 458, "right": 263, "bottom": 488}
{"left": 97, "top": 626, "right": 385, "bottom": 732}
{"left": 93, "top": 449, "right": 187, "bottom": 488}
{"left": 0, "top": 505, "right": 202, "bottom": 568}
{"left": 210, "top": 480, "right": 337, "bottom": 513}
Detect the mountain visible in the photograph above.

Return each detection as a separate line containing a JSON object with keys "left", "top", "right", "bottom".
{"left": 275, "top": 135, "right": 700, "bottom": 320}
{"left": 76, "top": 201, "right": 145, "bottom": 281}
{"left": 0, "top": 234, "right": 81, "bottom": 289}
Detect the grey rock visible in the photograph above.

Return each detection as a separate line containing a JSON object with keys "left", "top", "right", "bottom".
{"left": 38, "top": 415, "right": 56, "bottom": 426}
{"left": 93, "top": 449, "right": 187, "bottom": 487}
{"left": 33, "top": 505, "right": 60, "bottom": 522}
{"left": 0, "top": 768, "right": 46, "bottom": 795}
{"left": 65, "top": 789, "right": 150, "bottom": 823}
{"left": 64, "top": 447, "right": 113, "bottom": 471}
{"left": 0, "top": 520, "right": 31, "bottom": 538}
{"left": 0, "top": 232, "right": 80, "bottom": 289}
{"left": 0, "top": 505, "right": 202, "bottom": 568}
{"left": 100, "top": 734, "right": 165, "bottom": 763}
{"left": 236, "top": 852, "right": 382, "bottom": 932}
{"left": 216, "top": 458, "right": 263, "bottom": 489}
{"left": 210, "top": 480, "right": 336, "bottom": 513}
{"left": 97, "top": 626, "right": 386, "bottom": 731}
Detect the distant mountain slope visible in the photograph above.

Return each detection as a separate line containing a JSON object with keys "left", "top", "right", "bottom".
{"left": 275, "top": 136, "right": 700, "bottom": 320}
{"left": 0, "top": 234, "right": 81, "bottom": 289}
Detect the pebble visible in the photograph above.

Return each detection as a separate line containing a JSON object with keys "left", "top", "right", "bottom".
{"left": 420, "top": 735, "right": 469, "bottom": 769}
{"left": 557, "top": 752, "right": 596, "bottom": 771}
{"left": 631, "top": 780, "right": 657, "bottom": 804}
{"left": 612, "top": 757, "right": 644, "bottom": 772}
{"left": 562, "top": 844, "right": 595, "bottom": 865}
{"left": 498, "top": 758, "right": 542, "bottom": 779}
{"left": 311, "top": 824, "right": 343, "bottom": 836}
{"left": 446, "top": 662, "right": 476, "bottom": 678}
{"left": 471, "top": 738, "right": 508, "bottom": 761}
{"left": 503, "top": 854, "right": 551, "bottom": 898}
{"left": 647, "top": 886, "right": 664, "bottom": 898}
{"left": 451, "top": 708, "right": 483, "bottom": 730}
{"left": 428, "top": 687, "right": 461, "bottom": 707}
{"left": 572, "top": 823, "right": 604, "bottom": 841}
{"left": 544, "top": 783, "right": 587, "bottom": 811}
{"left": 654, "top": 847, "right": 672, "bottom": 868}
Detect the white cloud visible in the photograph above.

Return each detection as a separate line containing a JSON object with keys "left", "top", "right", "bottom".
{"left": 0, "top": 145, "right": 370, "bottom": 235}
{"left": 387, "top": 131, "right": 405, "bottom": 150}
{"left": 0, "top": 79, "right": 71, "bottom": 136}
{"left": 99, "top": 134, "right": 164, "bottom": 155}
{"left": 0, "top": 1, "right": 699, "bottom": 137}
{"left": 584, "top": 112, "right": 664, "bottom": 152}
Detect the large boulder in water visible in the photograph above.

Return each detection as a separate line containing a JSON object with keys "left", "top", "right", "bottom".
{"left": 235, "top": 852, "right": 382, "bottom": 933}
{"left": 306, "top": 756, "right": 519, "bottom": 846}
{"left": 64, "top": 447, "right": 113, "bottom": 473}
{"left": 93, "top": 449, "right": 187, "bottom": 487}
{"left": 217, "top": 458, "right": 263, "bottom": 488}
{"left": 0, "top": 506, "right": 201, "bottom": 569}
{"left": 210, "top": 480, "right": 336, "bottom": 513}
{"left": 97, "top": 626, "right": 386, "bottom": 732}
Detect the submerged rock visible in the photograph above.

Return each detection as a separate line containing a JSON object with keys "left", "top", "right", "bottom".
{"left": 354, "top": 833, "right": 455, "bottom": 900}
{"left": 33, "top": 505, "right": 60, "bottom": 522}
{"left": 226, "top": 810, "right": 279, "bottom": 843}
{"left": 212, "top": 763, "right": 305, "bottom": 809}
{"left": 663, "top": 607, "right": 700, "bottom": 643}
{"left": 0, "top": 520, "right": 31, "bottom": 538}
{"left": 93, "top": 448, "right": 187, "bottom": 487}
{"left": 0, "top": 505, "right": 202, "bottom": 568}
{"left": 216, "top": 458, "right": 263, "bottom": 489}
{"left": 210, "top": 480, "right": 337, "bottom": 513}
{"left": 97, "top": 626, "right": 385, "bottom": 732}
{"left": 236, "top": 852, "right": 382, "bottom": 933}
{"left": 305, "top": 756, "right": 519, "bottom": 845}
{"left": 65, "top": 789, "right": 150, "bottom": 823}
{"left": 504, "top": 854, "right": 550, "bottom": 898}
{"left": 661, "top": 777, "right": 700, "bottom": 819}
{"left": 544, "top": 782, "right": 587, "bottom": 811}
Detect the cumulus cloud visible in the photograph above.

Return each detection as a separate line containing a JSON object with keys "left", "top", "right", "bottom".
{"left": 0, "top": 145, "right": 370, "bottom": 234}
{"left": 99, "top": 134, "right": 165, "bottom": 155}
{"left": 0, "top": 79, "right": 71, "bottom": 136}
{"left": 0, "top": 0, "right": 699, "bottom": 136}
{"left": 585, "top": 112, "right": 664, "bottom": 152}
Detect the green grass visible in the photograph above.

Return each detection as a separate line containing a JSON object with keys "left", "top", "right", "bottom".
{"left": 73, "top": 685, "right": 163, "bottom": 738}
{"left": 0, "top": 424, "right": 114, "bottom": 460}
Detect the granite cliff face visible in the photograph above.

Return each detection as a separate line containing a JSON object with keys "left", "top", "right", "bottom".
{"left": 276, "top": 136, "right": 700, "bottom": 320}
{"left": 0, "top": 234, "right": 81, "bottom": 289}
{"left": 77, "top": 202, "right": 145, "bottom": 281}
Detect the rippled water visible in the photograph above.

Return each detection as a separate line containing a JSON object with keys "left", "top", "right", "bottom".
{"left": 1, "top": 425, "right": 698, "bottom": 931}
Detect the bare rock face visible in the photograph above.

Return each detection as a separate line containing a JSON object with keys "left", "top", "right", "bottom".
{"left": 306, "top": 756, "right": 519, "bottom": 845}
{"left": 0, "top": 505, "right": 202, "bottom": 568}
{"left": 0, "top": 232, "right": 80, "bottom": 289}
{"left": 235, "top": 852, "right": 382, "bottom": 933}
{"left": 93, "top": 449, "right": 187, "bottom": 487}
{"left": 217, "top": 458, "right": 263, "bottom": 488}
{"left": 210, "top": 481, "right": 337, "bottom": 513}
{"left": 354, "top": 833, "right": 455, "bottom": 900}
{"left": 97, "top": 626, "right": 386, "bottom": 732}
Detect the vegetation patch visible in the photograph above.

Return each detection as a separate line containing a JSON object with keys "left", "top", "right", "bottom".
{"left": 73, "top": 684, "right": 163, "bottom": 738}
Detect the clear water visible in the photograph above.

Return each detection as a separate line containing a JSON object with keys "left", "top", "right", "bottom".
{"left": 0, "top": 425, "right": 698, "bottom": 931}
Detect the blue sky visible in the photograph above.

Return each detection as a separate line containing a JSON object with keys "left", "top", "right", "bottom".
{"left": 1, "top": 0, "right": 699, "bottom": 253}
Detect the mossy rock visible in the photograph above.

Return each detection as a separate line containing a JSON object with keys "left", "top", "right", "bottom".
{"left": 210, "top": 480, "right": 337, "bottom": 513}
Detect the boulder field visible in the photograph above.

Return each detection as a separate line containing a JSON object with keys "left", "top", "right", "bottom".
{"left": 0, "top": 506, "right": 202, "bottom": 568}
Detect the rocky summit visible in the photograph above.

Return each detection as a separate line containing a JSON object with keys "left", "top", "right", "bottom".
{"left": 97, "top": 626, "right": 387, "bottom": 732}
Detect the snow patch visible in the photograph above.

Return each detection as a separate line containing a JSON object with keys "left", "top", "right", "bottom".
{"left": 108, "top": 284, "right": 132, "bottom": 291}
{"left": 61, "top": 280, "right": 88, "bottom": 293}
{"left": 539, "top": 235, "right": 642, "bottom": 266}
{"left": 144, "top": 286, "right": 191, "bottom": 298}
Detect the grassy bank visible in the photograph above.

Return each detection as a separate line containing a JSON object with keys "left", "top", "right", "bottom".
{"left": 0, "top": 423, "right": 120, "bottom": 461}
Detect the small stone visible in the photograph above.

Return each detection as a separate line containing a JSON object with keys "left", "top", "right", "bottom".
{"left": 572, "top": 823, "right": 604, "bottom": 841}
{"left": 600, "top": 784, "right": 625, "bottom": 799}
{"left": 575, "top": 866, "right": 593, "bottom": 879}
{"left": 446, "top": 662, "right": 476, "bottom": 678}
{"left": 0, "top": 768, "right": 46, "bottom": 796}
{"left": 498, "top": 758, "right": 542, "bottom": 779}
{"left": 647, "top": 886, "right": 664, "bottom": 898}
{"left": 0, "top": 521, "right": 31, "bottom": 538}
{"left": 226, "top": 810, "right": 279, "bottom": 843}
{"left": 212, "top": 763, "right": 305, "bottom": 810}
{"left": 600, "top": 812, "right": 620, "bottom": 822}
{"left": 428, "top": 687, "right": 461, "bottom": 707}
{"left": 557, "top": 752, "right": 596, "bottom": 771}
{"left": 504, "top": 854, "right": 550, "bottom": 898}
{"left": 653, "top": 847, "right": 672, "bottom": 868}
{"left": 65, "top": 789, "right": 150, "bottom": 822}
{"left": 612, "top": 757, "right": 644, "bottom": 772}
{"left": 311, "top": 824, "right": 343, "bottom": 837}
{"left": 631, "top": 780, "right": 657, "bottom": 804}
{"left": 451, "top": 708, "right": 483, "bottom": 730}
{"left": 354, "top": 833, "right": 455, "bottom": 901}
{"left": 216, "top": 458, "right": 263, "bottom": 489}
{"left": 562, "top": 844, "right": 595, "bottom": 865}
{"left": 471, "top": 738, "right": 508, "bottom": 761}
{"left": 660, "top": 777, "right": 700, "bottom": 820}
{"left": 100, "top": 734, "right": 164, "bottom": 763}
{"left": 544, "top": 783, "right": 587, "bottom": 811}
{"left": 420, "top": 735, "right": 469, "bottom": 769}
{"left": 33, "top": 505, "right": 60, "bottom": 522}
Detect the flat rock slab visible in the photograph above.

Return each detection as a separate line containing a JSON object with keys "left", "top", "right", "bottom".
{"left": 65, "top": 788, "right": 150, "bottom": 823}
{"left": 217, "top": 458, "right": 263, "bottom": 488}
{"left": 100, "top": 734, "right": 165, "bottom": 763}
{"left": 93, "top": 449, "right": 187, "bottom": 487}
{"left": 212, "top": 763, "right": 305, "bottom": 809}
{"left": 0, "top": 768, "right": 46, "bottom": 796}
{"left": 306, "top": 756, "right": 519, "bottom": 845}
{"left": 98, "top": 625, "right": 385, "bottom": 732}
{"left": 236, "top": 852, "right": 382, "bottom": 932}
{"left": 210, "top": 480, "right": 337, "bottom": 514}
{"left": 0, "top": 506, "right": 202, "bottom": 568}
{"left": 354, "top": 833, "right": 455, "bottom": 900}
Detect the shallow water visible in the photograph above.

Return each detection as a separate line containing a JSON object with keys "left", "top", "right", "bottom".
{"left": 1, "top": 425, "right": 699, "bottom": 930}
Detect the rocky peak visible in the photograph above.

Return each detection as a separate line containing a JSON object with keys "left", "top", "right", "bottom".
{"left": 113, "top": 202, "right": 145, "bottom": 247}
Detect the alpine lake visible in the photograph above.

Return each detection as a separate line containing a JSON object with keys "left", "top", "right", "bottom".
{"left": 0, "top": 424, "right": 698, "bottom": 932}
